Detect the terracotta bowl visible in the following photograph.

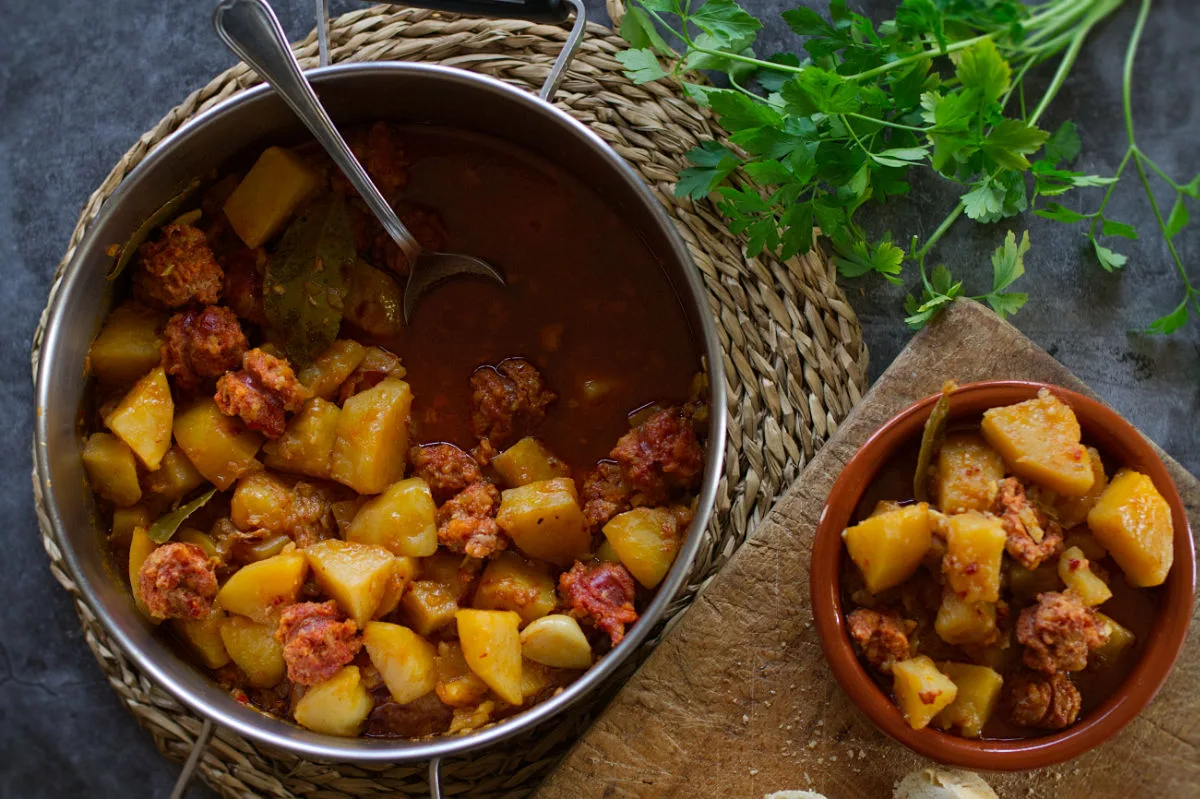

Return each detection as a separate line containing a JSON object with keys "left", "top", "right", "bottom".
{"left": 810, "top": 380, "right": 1196, "bottom": 770}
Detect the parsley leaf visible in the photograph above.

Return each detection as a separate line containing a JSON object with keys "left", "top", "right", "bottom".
{"left": 833, "top": 235, "right": 905, "bottom": 283}
{"left": 990, "top": 230, "right": 1030, "bottom": 293}
{"left": 955, "top": 39, "right": 1011, "bottom": 104}
{"left": 616, "top": 48, "right": 667, "bottom": 84}
{"left": 1146, "top": 297, "right": 1191, "bottom": 335}
{"left": 675, "top": 140, "right": 740, "bottom": 200}
{"left": 688, "top": 0, "right": 762, "bottom": 48}
{"left": 1165, "top": 195, "right": 1190, "bottom": 238}
{"left": 1091, "top": 237, "right": 1128, "bottom": 272}
{"left": 1044, "top": 121, "right": 1081, "bottom": 165}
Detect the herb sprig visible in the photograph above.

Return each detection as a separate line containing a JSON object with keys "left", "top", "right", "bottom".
{"left": 617, "top": 0, "right": 1199, "bottom": 333}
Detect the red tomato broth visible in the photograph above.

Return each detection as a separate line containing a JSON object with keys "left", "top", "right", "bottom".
{"left": 840, "top": 419, "right": 1160, "bottom": 741}
{"left": 370, "top": 127, "right": 701, "bottom": 470}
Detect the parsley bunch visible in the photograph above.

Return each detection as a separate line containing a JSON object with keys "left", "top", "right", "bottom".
{"left": 617, "top": 0, "right": 1199, "bottom": 333}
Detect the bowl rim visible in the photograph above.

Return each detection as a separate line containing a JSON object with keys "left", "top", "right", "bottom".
{"left": 810, "top": 379, "right": 1196, "bottom": 770}
{"left": 33, "top": 61, "right": 727, "bottom": 763}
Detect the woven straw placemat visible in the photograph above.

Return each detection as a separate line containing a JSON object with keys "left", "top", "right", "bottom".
{"left": 30, "top": 5, "right": 867, "bottom": 797}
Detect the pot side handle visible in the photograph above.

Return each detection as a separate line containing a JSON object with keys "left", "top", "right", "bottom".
{"left": 397, "top": 0, "right": 570, "bottom": 23}
{"left": 321, "top": 0, "right": 587, "bottom": 100}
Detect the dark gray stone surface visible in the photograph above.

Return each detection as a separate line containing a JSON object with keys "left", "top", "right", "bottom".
{"left": 1, "top": 1, "right": 1196, "bottom": 796}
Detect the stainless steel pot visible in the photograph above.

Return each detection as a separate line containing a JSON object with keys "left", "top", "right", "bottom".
{"left": 32, "top": 7, "right": 726, "bottom": 795}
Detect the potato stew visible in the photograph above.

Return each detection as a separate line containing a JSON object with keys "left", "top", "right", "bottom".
{"left": 82, "top": 122, "right": 708, "bottom": 739}
{"left": 840, "top": 386, "right": 1174, "bottom": 738}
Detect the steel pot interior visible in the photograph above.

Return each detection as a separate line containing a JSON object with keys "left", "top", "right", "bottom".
{"left": 34, "top": 63, "right": 726, "bottom": 763}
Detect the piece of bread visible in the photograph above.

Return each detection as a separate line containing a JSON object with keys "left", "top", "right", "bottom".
{"left": 764, "top": 792, "right": 829, "bottom": 799}
{"left": 893, "top": 768, "right": 998, "bottom": 799}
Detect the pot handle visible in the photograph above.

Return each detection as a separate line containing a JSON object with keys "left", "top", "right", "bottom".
{"left": 314, "top": 0, "right": 587, "bottom": 99}
{"left": 429, "top": 757, "right": 444, "bottom": 799}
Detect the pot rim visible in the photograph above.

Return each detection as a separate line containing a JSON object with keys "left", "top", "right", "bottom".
{"left": 34, "top": 61, "right": 727, "bottom": 764}
{"left": 810, "top": 380, "right": 1195, "bottom": 771}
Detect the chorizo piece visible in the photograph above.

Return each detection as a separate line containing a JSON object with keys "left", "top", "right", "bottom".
{"left": 1016, "top": 591, "right": 1108, "bottom": 674}
{"left": 559, "top": 561, "right": 639, "bottom": 646}
{"left": 846, "top": 608, "right": 915, "bottom": 674}
{"left": 135, "top": 223, "right": 224, "bottom": 308}
{"left": 436, "top": 482, "right": 507, "bottom": 559}
{"left": 161, "top": 305, "right": 247, "bottom": 391}
{"left": 579, "top": 461, "right": 632, "bottom": 531}
{"left": 1005, "top": 670, "right": 1082, "bottom": 730}
{"left": 137, "top": 542, "right": 219, "bottom": 620}
{"left": 994, "top": 477, "right": 1065, "bottom": 570}
{"left": 610, "top": 405, "right": 704, "bottom": 504}
{"left": 410, "top": 443, "right": 482, "bottom": 504}
{"left": 214, "top": 348, "right": 310, "bottom": 438}
{"left": 470, "top": 358, "right": 556, "bottom": 450}
{"left": 276, "top": 600, "right": 362, "bottom": 686}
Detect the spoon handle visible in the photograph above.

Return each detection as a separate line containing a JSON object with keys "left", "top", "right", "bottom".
{"left": 213, "top": 0, "right": 421, "bottom": 266}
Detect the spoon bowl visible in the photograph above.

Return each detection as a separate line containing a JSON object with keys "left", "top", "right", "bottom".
{"left": 213, "top": 0, "right": 505, "bottom": 323}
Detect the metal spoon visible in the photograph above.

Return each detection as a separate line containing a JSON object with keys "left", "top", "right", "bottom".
{"left": 213, "top": 0, "right": 505, "bottom": 324}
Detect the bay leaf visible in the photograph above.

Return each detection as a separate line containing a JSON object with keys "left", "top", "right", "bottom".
{"left": 107, "top": 177, "right": 202, "bottom": 280}
{"left": 147, "top": 488, "right": 217, "bottom": 544}
{"left": 913, "top": 379, "right": 957, "bottom": 503}
{"left": 263, "top": 193, "right": 355, "bottom": 366}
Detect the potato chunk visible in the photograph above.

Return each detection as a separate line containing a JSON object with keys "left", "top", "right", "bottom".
{"left": 223, "top": 146, "right": 320, "bottom": 248}
{"left": 230, "top": 470, "right": 293, "bottom": 532}
{"left": 261, "top": 398, "right": 341, "bottom": 479}
{"left": 934, "top": 662, "right": 1003, "bottom": 738}
{"left": 375, "top": 557, "right": 417, "bottom": 620}
{"left": 82, "top": 432, "right": 142, "bottom": 508}
{"left": 496, "top": 478, "right": 590, "bottom": 567}
{"left": 105, "top": 366, "right": 173, "bottom": 470}
{"left": 363, "top": 621, "right": 437, "bottom": 704}
{"left": 1058, "top": 546, "right": 1112, "bottom": 606}
{"left": 943, "top": 511, "right": 1006, "bottom": 603}
{"left": 216, "top": 549, "right": 308, "bottom": 623}
{"left": 142, "top": 445, "right": 204, "bottom": 505}
{"left": 174, "top": 398, "right": 263, "bottom": 490}
{"left": 434, "top": 641, "right": 490, "bottom": 707}
{"left": 492, "top": 437, "right": 570, "bottom": 488}
{"left": 88, "top": 302, "right": 165, "bottom": 386}
{"left": 128, "top": 526, "right": 159, "bottom": 623}
{"left": 519, "top": 614, "right": 593, "bottom": 669}
{"left": 1093, "top": 612, "right": 1137, "bottom": 664}
{"left": 842, "top": 504, "right": 933, "bottom": 595}
{"left": 172, "top": 606, "right": 230, "bottom": 669}
{"left": 219, "top": 615, "right": 285, "bottom": 687}
{"left": 472, "top": 552, "right": 557, "bottom": 625}
{"left": 602, "top": 507, "right": 682, "bottom": 589}
{"left": 297, "top": 340, "right": 366, "bottom": 401}
{"left": 933, "top": 433, "right": 1005, "bottom": 514}
{"left": 111, "top": 504, "right": 152, "bottom": 553}
{"left": 346, "top": 477, "right": 438, "bottom": 557}
{"left": 893, "top": 655, "right": 958, "bottom": 730}
{"left": 305, "top": 539, "right": 401, "bottom": 627}
{"left": 401, "top": 581, "right": 460, "bottom": 637}
{"left": 980, "top": 390, "right": 1094, "bottom": 496}
{"left": 1055, "top": 447, "right": 1108, "bottom": 527}
{"left": 934, "top": 594, "right": 998, "bottom": 646}
{"left": 456, "top": 609, "right": 524, "bottom": 705}
{"left": 293, "top": 665, "right": 373, "bottom": 737}
{"left": 1087, "top": 469, "right": 1174, "bottom": 587}
{"left": 343, "top": 261, "right": 404, "bottom": 339}
{"left": 330, "top": 378, "right": 412, "bottom": 494}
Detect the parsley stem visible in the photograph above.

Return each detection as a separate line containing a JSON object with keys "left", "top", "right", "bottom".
{"left": 844, "top": 113, "right": 931, "bottom": 133}
{"left": 914, "top": 202, "right": 966, "bottom": 263}
{"left": 1028, "top": 0, "right": 1119, "bottom": 126}
{"left": 1122, "top": 0, "right": 1199, "bottom": 305}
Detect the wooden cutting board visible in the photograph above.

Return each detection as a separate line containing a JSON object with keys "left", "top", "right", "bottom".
{"left": 535, "top": 299, "right": 1200, "bottom": 799}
